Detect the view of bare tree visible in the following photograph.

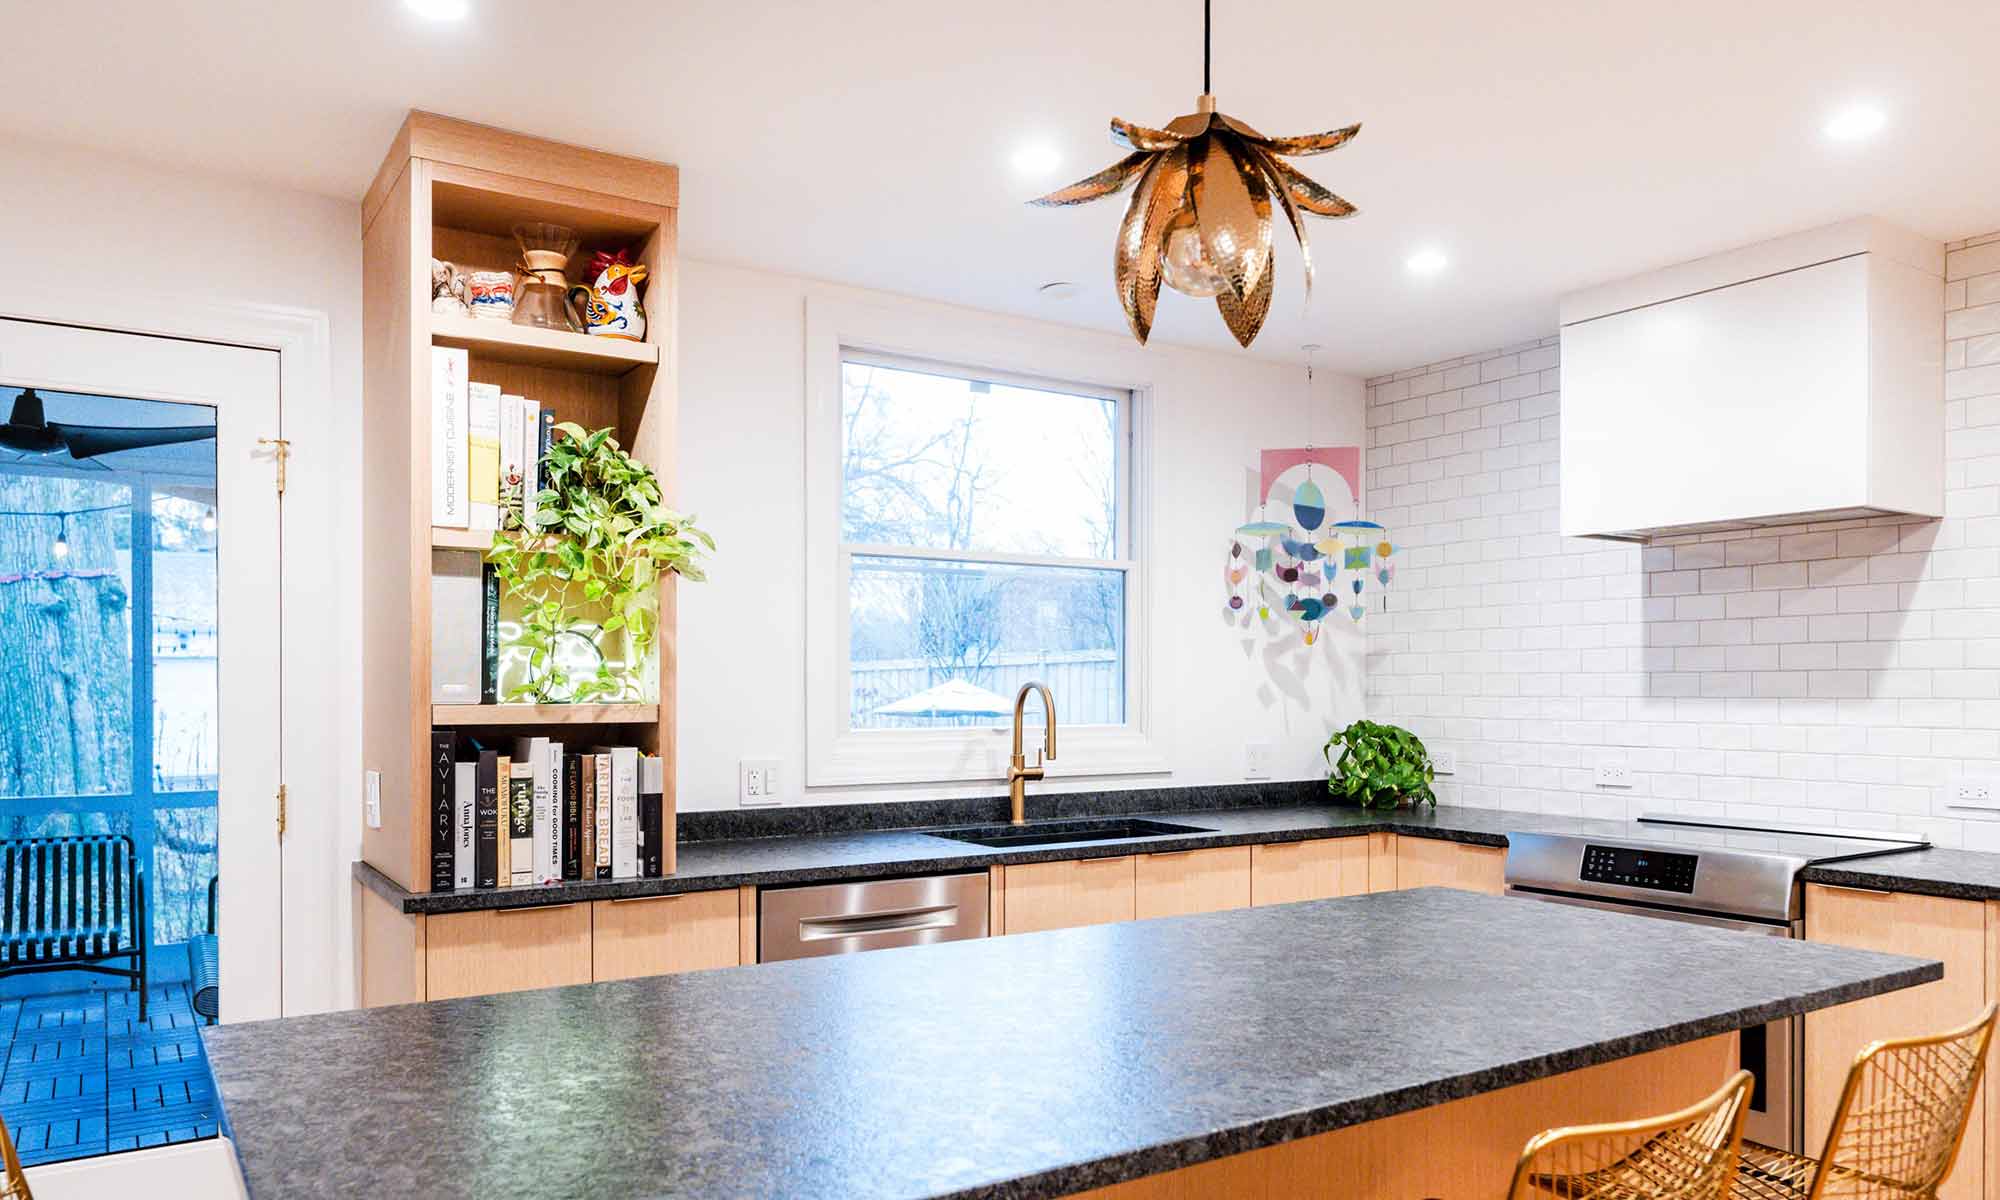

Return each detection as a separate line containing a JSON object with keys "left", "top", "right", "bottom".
{"left": 840, "top": 362, "right": 1128, "bottom": 726}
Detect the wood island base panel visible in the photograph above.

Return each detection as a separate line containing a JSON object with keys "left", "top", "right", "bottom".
{"left": 1071, "top": 1035, "right": 1736, "bottom": 1200}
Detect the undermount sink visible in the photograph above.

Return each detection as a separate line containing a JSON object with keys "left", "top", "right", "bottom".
{"left": 932, "top": 818, "right": 1213, "bottom": 850}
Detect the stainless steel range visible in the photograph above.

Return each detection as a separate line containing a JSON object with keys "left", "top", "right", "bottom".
{"left": 1504, "top": 814, "right": 1929, "bottom": 1153}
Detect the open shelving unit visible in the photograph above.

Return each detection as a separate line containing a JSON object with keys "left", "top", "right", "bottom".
{"left": 359, "top": 111, "right": 681, "bottom": 908}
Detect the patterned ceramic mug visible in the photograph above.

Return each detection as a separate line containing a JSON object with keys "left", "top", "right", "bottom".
{"left": 466, "top": 270, "right": 516, "bottom": 320}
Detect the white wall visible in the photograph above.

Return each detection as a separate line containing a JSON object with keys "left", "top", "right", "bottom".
{"left": 677, "top": 259, "right": 1368, "bottom": 809}
{"left": 1366, "top": 231, "right": 2000, "bottom": 848}
{"left": 0, "top": 136, "right": 363, "bottom": 1013}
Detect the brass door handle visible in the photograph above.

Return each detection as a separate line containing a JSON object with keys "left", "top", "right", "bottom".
{"left": 256, "top": 436, "right": 291, "bottom": 495}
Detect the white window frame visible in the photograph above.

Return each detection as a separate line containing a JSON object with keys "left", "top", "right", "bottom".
{"left": 804, "top": 293, "right": 1170, "bottom": 787}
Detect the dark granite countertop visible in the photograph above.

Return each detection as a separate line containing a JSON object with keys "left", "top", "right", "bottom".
{"left": 355, "top": 780, "right": 2000, "bottom": 913}
{"left": 355, "top": 791, "right": 1642, "bottom": 915}
{"left": 207, "top": 887, "right": 1937, "bottom": 1200}
{"left": 1798, "top": 847, "right": 2000, "bottom": 902}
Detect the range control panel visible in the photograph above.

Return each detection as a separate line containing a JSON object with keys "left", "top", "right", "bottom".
{"left": 1581, "top": 844, "right": 1697, "bottom": 894}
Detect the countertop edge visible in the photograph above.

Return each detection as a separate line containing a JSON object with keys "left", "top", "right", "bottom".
{"left": 927, "top": 956, "right": 1945, "bottom": 1200}
{"left": 1795, "top": 863, "right": 2000, "bottom": 902}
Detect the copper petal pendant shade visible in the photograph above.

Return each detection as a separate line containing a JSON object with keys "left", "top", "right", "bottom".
{"left": 1033, "top": 95, "right": 1359, "bottom": 348}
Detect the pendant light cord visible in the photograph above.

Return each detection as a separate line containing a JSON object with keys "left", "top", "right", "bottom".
{"left": 1203, "top": 0, "right": 1212, "bottom": 93}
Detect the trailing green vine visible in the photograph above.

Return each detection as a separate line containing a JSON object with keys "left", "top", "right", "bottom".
{"left": 1324, "top": 719, "right": 1436, "bottom": 810}
{"left": 487, "top": 423, "right": 713, "bottom": 703}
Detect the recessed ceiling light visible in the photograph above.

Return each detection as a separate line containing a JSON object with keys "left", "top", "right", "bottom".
{"left": 1405, "top": 247, "right": 1449, "bottom": 277}
{"left": 1038, "top": 281, "right": 1080, "bottom": 300}
{"left": 1823, "top": 103, "right": 1886, "bottom": 142}
{"left": 1011, "top": 143, "right": 1062, "bottom": 176}
{"left": 406, "top": 0, "right": 470, "bottom": 20}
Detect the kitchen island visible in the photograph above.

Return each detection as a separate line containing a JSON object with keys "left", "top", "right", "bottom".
{"left": 207, "top": 888, "right": 1937, "bottom": 1199}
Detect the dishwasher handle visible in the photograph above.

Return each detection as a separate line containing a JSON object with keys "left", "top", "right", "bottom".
{"left": 759, "top": 873, "right": 990, "bottom": 961}
{"left": 798, "top": 904, "right": 961, "bottom": 942}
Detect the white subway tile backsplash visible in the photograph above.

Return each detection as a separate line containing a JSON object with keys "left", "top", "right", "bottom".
{"left": 1365, "top": 251, "right": 2000, "bottom": 838}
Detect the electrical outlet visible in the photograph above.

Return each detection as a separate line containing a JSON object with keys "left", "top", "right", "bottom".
{"left": 739, "top": 759, "right": 781, "bottom": 807}
{"left": 1952, "top": 779, "right": 2000, "bottom": 810}
{"left": 1593, "top": 763, "right": 1633, "bottom": 789}
{"left": 1244, "top": 742, "right": 1275, "bottom": 780}
{"left": 1432, "top": 750, "right": 1457, "bottom": 776}
{"left": 365, "top": 769, "right": 382, "bottom": 829}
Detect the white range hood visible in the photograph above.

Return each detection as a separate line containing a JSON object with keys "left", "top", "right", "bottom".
{"left": 1558, "top": 218, "right": 1944, "bottom": 542}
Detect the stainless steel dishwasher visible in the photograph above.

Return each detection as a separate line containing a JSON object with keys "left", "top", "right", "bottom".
{"left": 758, "top": 873, "right": 988, "bottom": 962}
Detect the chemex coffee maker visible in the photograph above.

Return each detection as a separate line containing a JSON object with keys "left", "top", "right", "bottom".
{"left": 511, "top": 222, "right": 581, "bottom": 332}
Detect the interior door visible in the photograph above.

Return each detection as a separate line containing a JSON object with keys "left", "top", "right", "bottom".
{"left": 0, "top": 317, "right": 283, "bottom": 1023}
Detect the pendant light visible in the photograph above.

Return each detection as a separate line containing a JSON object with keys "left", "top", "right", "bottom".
{"left": 1030, "top": 0, "right": 1361, "bottom": 347}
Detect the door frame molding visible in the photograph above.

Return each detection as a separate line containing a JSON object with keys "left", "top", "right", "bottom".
{"left": 0, "top": 281, "right": 343, "bottom": 1018}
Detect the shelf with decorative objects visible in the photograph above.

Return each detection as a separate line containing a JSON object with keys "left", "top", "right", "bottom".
{"left": 359, "top": 113, "right": 694, "bottom": 1007}
{"left": 428, "top": 312, "right": 657, "bottom": 375}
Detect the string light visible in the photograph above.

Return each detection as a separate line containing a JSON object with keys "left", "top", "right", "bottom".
{"left": 0, "top": 502, "right": 126, "bottom": 561}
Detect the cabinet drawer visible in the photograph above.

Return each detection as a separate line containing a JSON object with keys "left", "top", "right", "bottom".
{"left": 1394, "top": 838, "right": 1506, "bottom": 895}
{"left": 592, "top": 889, "right": 741, "bottom": 982}
{"left": 1137, "top": 846, "right": 1251, "bottom": 919}
{"left": 1003, "top": 856, "right": 1137, "bottom": 934}
{"left": 425, "top": 903, "right": 592, "bottom": 1001}
{"left": 1250, "top": 839, "right": 1370, "bottom": 906}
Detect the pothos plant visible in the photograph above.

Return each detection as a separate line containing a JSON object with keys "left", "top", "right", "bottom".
{"left": 487, "top": 423, "right": 713, "bottom": 704}
{"left": 1324, "top": 719, "right": 1437, "bottom": 810}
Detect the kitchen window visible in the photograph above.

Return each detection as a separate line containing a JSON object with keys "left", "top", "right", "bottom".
{"left": 803, "top": 297, "right": 1165, "bottom": 786}
{"left": 841, "top": 352, "right": 1131, "bottom": 732}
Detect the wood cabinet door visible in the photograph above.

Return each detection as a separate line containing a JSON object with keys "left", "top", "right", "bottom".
{"left": 1804, "top": 884, "right": 1986, "bottom": 1200}
{"left": 425, "top": 903, "right": 593, "bottom": 1001}
{"left": 1250, "top": 840, "right": 1370, "bottom": 906}
{"left": 1366, "top": 832, "right": 1400, "bottom": 893}
{"left": 1137, "top": 847, "right": 1252, "bottom": 919}
{"left": 1988, "top": 901, "right": 2000, "bottom": 1200}
{"left": 591, "top": 889, "right": 741, "bottom": 982}
{"left": 1394, "top": 838, "right": 1506, "bottom": 895}
{"left": 1003, "top": 857, "right": 1137, "bottom": 934}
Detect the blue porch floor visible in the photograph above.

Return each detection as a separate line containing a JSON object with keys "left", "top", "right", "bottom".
{"left": 0, "top": 983, "right": 219, "bottom": 1166}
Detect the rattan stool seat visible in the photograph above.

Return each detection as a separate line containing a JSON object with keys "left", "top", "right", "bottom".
{"left": 1731, "top": 1002, "right": 1997, "bottom": 1200}
{"left": 1509, "top": 1070, "right": 1755, "bottom": 1200}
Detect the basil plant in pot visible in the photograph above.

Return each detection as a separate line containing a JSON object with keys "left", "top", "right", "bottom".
{"left": 1324, "top": 719, "right": 1437, "bottom": 810}
{"left": 487, "top": 423, "right": 713, "bottom": 704}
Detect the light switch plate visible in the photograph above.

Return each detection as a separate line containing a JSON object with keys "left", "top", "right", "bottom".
{"left": 1432, "top": 750, "right": 1457, "bottom": 776}
{"left": 1244, "top": 742, "right": 1275, "bottom": 780}
{"left": 1594, "top": 763, "right": 1633, "bottom": 789}
{"left": 364, "top": 769, "right": 382, "bottom": 828}
{"left": 739, "top": 758, "right": 781, "bottom": 807}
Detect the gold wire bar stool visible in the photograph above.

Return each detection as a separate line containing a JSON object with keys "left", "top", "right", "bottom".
{"left": 1734, "top": 1002, "right": 1998, "bottom": 1200}
{"left": 0, "top": 1113, "right": 31, "bottom": 1199}
{"left": 1505, "top": 1069, "right": 1755, "bottom": 1200}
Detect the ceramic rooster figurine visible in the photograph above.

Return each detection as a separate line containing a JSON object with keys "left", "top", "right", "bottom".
{"left": 568, "top": 249, "right": 648, "bottom": 341}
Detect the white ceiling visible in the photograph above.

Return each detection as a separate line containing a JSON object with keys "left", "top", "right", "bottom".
{"left": 7, "top": 0, "right": 1998, "bottom": 375}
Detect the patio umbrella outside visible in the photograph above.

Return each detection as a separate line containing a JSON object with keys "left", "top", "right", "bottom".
{"left": 872, "top": 678, "right": 1015, "bottom": 720}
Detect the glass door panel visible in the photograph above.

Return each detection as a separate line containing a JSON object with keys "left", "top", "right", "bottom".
{"left": 0, "top": 387, "right": 220, "bottom": 1166}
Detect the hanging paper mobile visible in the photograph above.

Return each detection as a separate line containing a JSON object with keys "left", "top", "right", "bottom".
{"left": 1223, "top": 446, "right": 1397, "bottom": 645}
